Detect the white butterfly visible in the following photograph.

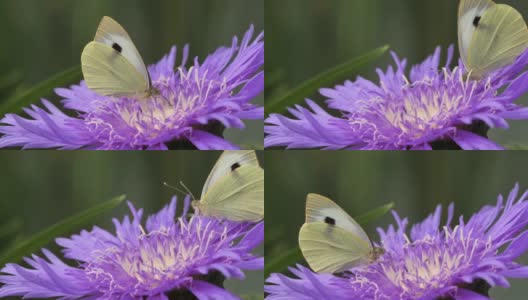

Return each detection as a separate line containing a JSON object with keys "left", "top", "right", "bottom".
{"left": 458, "top": 0, "right": 528, "bottom": 78}
{"left": 192, "top": 150, "right": 264, "bottom": 222}
{"left": 299, "top": 194, "right": 384, "bottom": 274}
{"left": 81, "top": 16, "right": 152, "bottom": 97}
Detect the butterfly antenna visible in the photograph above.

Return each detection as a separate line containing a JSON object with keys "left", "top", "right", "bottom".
{"left": 163, "top": 182, "right": 188, "bottom": 195}
{"left": 179, "top": 181, "right": 197, "bottom": 202}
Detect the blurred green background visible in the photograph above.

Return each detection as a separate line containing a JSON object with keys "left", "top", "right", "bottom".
{"left": 0, "top": 0, "right": 263, "bottom": 148}
{"left": 265, "top": 151, "right": 528, "bottom": 299}
{"left": 0, "top": 151, "right": 263, "bottom": 299}
{"left": 265, "top": 0, "right": 528, "bottom": 146}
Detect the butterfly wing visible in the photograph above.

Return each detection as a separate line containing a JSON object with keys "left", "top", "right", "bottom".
{"left": 458, "top": 0, "right": 495, "bottom": 69}
{"left": 300, "top": 194, "right": 373, "bottom": 274}
{"left": 81, "top": 41, "right": 149, "bottom": 96}
{"left": 201, "top": 150, "right": 259, "bottom": 199}
{"left": 468, "top": 4, "right": 528, "bottom": 77}
{"left": 94, "top": 16, "right": 150, "bottom": 88}
{"left": 195, "top": 165, "right": 264, "bottom": 222}
{"left": 299, "top": 222, "right": 372, "bottom": 274}
{"left": 305, "top": 193, "right": 370, "bottom": 243}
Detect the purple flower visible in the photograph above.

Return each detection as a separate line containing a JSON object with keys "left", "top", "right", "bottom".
{"left": 0, "top": 26, "right": 264, "bottom": 150}
{"left": 265, "top": 46, "right": 528, "bottom": 150}
{"left": 0, "top": 196, "right": 264, "bottom": 299}
{"left": 266, "top": 184, "right": 528, "bottom": 300}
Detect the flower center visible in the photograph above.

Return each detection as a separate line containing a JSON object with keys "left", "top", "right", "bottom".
{"left": 84, "top": 219, "right": 229, "bottom": 295}
{"left": 349, "top": 73, "right": 482, "bottom": 145}
{"left": 116, "top": 96, "right": 180, "bottom": 135}
{"left": 383, "top": 89, "right": 465, "bottom": 134}
{"left": 84, "top": 68, "right": 230, "bottom": 146}
{"left": 361, "top": 228, "right": 492, "bottom": 298}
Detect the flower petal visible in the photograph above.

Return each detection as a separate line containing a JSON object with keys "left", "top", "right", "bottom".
{"left": 455, "top": 289, "right": 490, "bottom": 300}
{"left": 452, "top": 130, "right": 504, "bottom": 150}
{"left": 265, "top": 99, "right": 357, "bottom": 149}
{"left": 187, "top": 130, "right": 240, "bottom": 150}
{"left": 0, "top": 100, "right": 94, "bottom": 149}
{"left": 187, "top": 280, "right": 240, "bottom": 300}
{"left": 0, "top": 26, "right": 263, "bottom": 150}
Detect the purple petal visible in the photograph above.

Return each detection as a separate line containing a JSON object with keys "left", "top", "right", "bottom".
{"left": 501, "top": 266, "right": 528, "bottom": 278}
{"left": 0, "top": 26, "right": 263, "bottom": 150}
{"left": 265, "top": 99, "right": 357, "bottom": 149}
{"left": 455, "top": 289, "right": 490, "bottom": 300}
{"left": 147, "top": 294, "right": 169, "bottom": 300}
{"left": 452, "top": 130, "right": 504, "bottom": 150}
{"left": 264, "top": 46, "right": 528, "bottom": 150}
{"left": 187, "top": 280, "right": 240, "bottom": 300}
{"left": 0, "top": 100, "right": 95, "bottom": 149}
{"left": 187, "top": 130, "right": 240, "bottom": 150}
{"left": 498, "top": 107, "right": 528, "bottom": 120}
{"left": 0, "top": 195, "right": 263, "bottom": 298}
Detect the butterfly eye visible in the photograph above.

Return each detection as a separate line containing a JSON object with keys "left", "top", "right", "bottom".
{"left": 231, "top": 162, "right": 241, "bottom": 171}
{"left": 324, "top": 216, "right": 336, "bottom": 226}
{"left": 112, "top": 43, "right": 123, "bottom": 53}
{"left": 473, "top": 16, "right": 481, "bottom": 27}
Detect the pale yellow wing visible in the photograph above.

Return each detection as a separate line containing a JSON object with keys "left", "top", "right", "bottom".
{"left": 458, "top": 0, "right": 495, "bottom": 68}
{"left": 466, "top": 3, "right": 528, "bottom": 77}
{"left": 299, "top": 222, "right": 372, "bottom": 274}
{"left": 201, "top": 151, "right": 259, "bottom": 199}
{"left": 305, "top": 194, "right": 370, "bottom": 243}
{"left": 94, "top": 16, "right": 150, "bottom": 87}
{"left": 81, "top": 41, "right": 148, "bottom": 96}
{"left": 194, "top": 165, "right": 264, "bottom": 222}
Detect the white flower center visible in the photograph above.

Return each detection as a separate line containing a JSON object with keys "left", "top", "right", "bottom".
{"left": 375, "top": 228, "right": 492, "bottom": 297}
{"left": 350, "top": 72, "right": 483, "bottom": 143}
{"left": 85, "top": 218, "right": 229, "bottom": 292}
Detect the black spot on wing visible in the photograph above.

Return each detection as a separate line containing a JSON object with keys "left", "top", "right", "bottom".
{"left": 324, "top": 217, "right": 336, "bottom": 226}
{"left": 231, "top": 162, "right": 241, "bottom": 171}
{"left": 473, "top": 16, "right": 481, "bottom": 27}
{"left": 112, "top": 43, "right": 123, "bottom": 53}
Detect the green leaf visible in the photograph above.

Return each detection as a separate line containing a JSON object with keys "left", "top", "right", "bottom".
{"left": 0, "top": 195, "right": 125, "bottom": 265}
{"left": 355, "top": 202, "right": 394, "bottom": 225}
{"left": 0, "top": 66, "right": 82, "bottom": 116}
{"left": 264, "top": 247, "right": 302, "bottom": 279}
{"left": 264, "top": 201, "right": 394, "bottom": 278}
{"left": 265, "top": 45, "right": 389, "bottom": 115}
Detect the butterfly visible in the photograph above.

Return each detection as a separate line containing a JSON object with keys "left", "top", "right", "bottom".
{"left": 299, "top": 194, "right": 384, "bottom": 274}
{"left": 192, "top": 150, "right": 264, "bottom": 222}
{"left": 458, "top": 0, "right": 528, "bottom": 79}
{"left": 81, "top": 16, "right": 153, "bottom": 97}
